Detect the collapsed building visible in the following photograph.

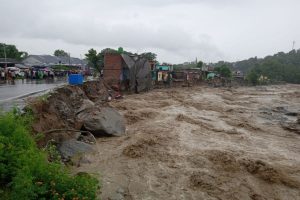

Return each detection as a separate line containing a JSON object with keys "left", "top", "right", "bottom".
{"left": 103, "top": 53, "right": 152, "bottom": 92}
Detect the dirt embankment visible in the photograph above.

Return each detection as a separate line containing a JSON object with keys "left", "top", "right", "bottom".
{"left": 27, "top": 80, "right": 110, "bottom": 146}
{"left": 75, "top": 84, "right": 300, "bottom": 200}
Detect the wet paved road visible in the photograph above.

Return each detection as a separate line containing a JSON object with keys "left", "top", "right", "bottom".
{"left": 0, "top": 78, "right": 66, "bottom": 111}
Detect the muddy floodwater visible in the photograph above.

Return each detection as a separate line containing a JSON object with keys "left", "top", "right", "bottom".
{"left": 76, "top": 84, "right": 300, "bottom": 200}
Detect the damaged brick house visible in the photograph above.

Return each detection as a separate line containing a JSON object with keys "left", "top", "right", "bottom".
{"left": 103, "top": 53, "right": 152, "bottom": 92}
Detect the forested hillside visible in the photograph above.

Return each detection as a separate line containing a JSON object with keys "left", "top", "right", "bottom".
{"left": 215, "top": 49, "right": 300, "bottom": 84}
{"left": 243, "top": 50, "right": 299, "bottom": 83}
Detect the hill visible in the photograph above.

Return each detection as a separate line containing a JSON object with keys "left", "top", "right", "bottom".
{"left": 214, "top": 49, "right": 300, "bottom": 84}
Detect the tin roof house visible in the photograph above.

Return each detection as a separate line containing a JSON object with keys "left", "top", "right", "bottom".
{"left": 22, "top": 55, "right": 86, "bottom": 67}
{"left": 0, "top": 58, "right": 20, "bottom": 68}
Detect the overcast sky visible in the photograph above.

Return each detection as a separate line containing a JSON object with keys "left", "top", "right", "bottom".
{"left": 0, "top": 0, "right": 299, "bottom": 63}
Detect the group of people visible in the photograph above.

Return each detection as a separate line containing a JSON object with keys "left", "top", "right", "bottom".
{"left": 24, "top": 69, "right": 55, "bottom": 80}
{"left": 0, "top": 67, "right": 57, "bottom": 83}
{"left": 0, "top": 69, "right": 18, "bottom": 81}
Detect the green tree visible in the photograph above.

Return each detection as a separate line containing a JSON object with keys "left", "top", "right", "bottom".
{"left": 118, "top": 47, "right": 124, "bottom": 54}
{"left": 225, "top": 49, "right": 300, "bottom": 84}
{"left": 196, "top": 61, "right": 203, "bottom": 69}
{"left": 140, "top": 52, "right": 157, "bottom": 61}
{"left": 214, "top": 61, "right": 233, "bottom": 69}
{"left": 215, "top": 65, "right": 232, "bottom": 78}
{"left": 54, "top": 49, "right": 69, "bottom": 57}
{"left": 101, "top": 48, "right": 118, "bottom": 54}
{"left": 85, "top": 48, "right": 103, "bottom": 72}
{"left": 0, "top": 43, "right": 28, "bottom": 60}
{"left": 246, "top": 69, "right": 259, "bottom": 85}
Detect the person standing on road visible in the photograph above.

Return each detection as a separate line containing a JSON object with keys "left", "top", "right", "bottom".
{"left": 1, "top": 70, "right": 5, "bottom": 81}
{"left": 32, "top": 71, "right": 36, "bottom": 79}
{"left": 11, "top": 71, "right": 15, "bottom": 80}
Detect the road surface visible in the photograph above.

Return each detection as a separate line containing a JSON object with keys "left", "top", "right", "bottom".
{"left": 0, "top": 78, "right": 66, "bottom": 111}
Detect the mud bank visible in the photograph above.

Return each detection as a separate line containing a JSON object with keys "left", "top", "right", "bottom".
{"left": 73, "top": 84, "right": 300, "bottom": 200}
{"left": 27, "top": 80, "right": 125, "bottom": 148}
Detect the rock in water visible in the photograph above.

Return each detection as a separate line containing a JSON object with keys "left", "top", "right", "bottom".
{"left": 78, "top": 107, "right": 126, "bottom": 136}
{"left": 58, "top": 139, "right": 96, "bottom": 160}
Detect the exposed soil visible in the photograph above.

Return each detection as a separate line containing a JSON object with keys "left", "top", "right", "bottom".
{"left": 74, "top": 84, "right": 300, "bottom": 200}
{"left": 27, "top": 80, "right": 109, "bottom": 146}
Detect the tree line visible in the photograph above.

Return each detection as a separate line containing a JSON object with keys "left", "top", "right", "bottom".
{"left": 246, "top": 50, "right": 300, "bottom": 84}
{"left": 214, "top": 49, "right": 300, "bottom": 84}
{"left": 0, "top": 43, "right": 28, "bottom": 60}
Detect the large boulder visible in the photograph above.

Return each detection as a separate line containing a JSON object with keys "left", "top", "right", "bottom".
{"left": 77, "top": 107, "right": 126, "bottom": 136}
{"left": 58, "top": 139, "right": 96, "bottom": 160}
{"left": 76, "top": 99, "right": 95, "bottom": 114}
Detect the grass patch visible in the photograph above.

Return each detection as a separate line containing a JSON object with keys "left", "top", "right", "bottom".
{"left": 36, "top": 93, "right": 51, "bottom": 103}
{"left": 0, "top": 110, "right": 100, "bottom": 199}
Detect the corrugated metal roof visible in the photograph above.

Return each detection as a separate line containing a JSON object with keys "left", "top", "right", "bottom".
{"left": 0, "top": 58, "right": 20, "bottom": 63}
{"left": 22, "top": 55, "right": 87, "bottom": 66}
{"left": 121, "top": 54, "right": 135, "bottom": 69}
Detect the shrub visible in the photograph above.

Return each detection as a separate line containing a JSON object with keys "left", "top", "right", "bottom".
{"left": 246, "top": 70, "right": 259, "bottom": 85}
{"left": 214, "top": 65, "right": 232, "bottom": 78}
{"left": 0, "top": 111, "right": 99, "bottom": 199}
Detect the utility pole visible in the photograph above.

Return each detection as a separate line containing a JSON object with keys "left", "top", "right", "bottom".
{"left": 80, "top": 54, "right": 83, "bottom": 70}
{"left": 292, "top": 41, "right": 296, "bottom": 50}
{"left": 69, "top": 53, "right": 71, "bottom": 66}
{"left": 3, "top": 44, "right": 7, "bottom": 68}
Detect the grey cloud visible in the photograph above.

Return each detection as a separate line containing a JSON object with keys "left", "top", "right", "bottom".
{"left": 19, "top": 18, "right": 222, "bottom": 59}
{"left": 0, "top": 0, "right": 299, "bottom": 63}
